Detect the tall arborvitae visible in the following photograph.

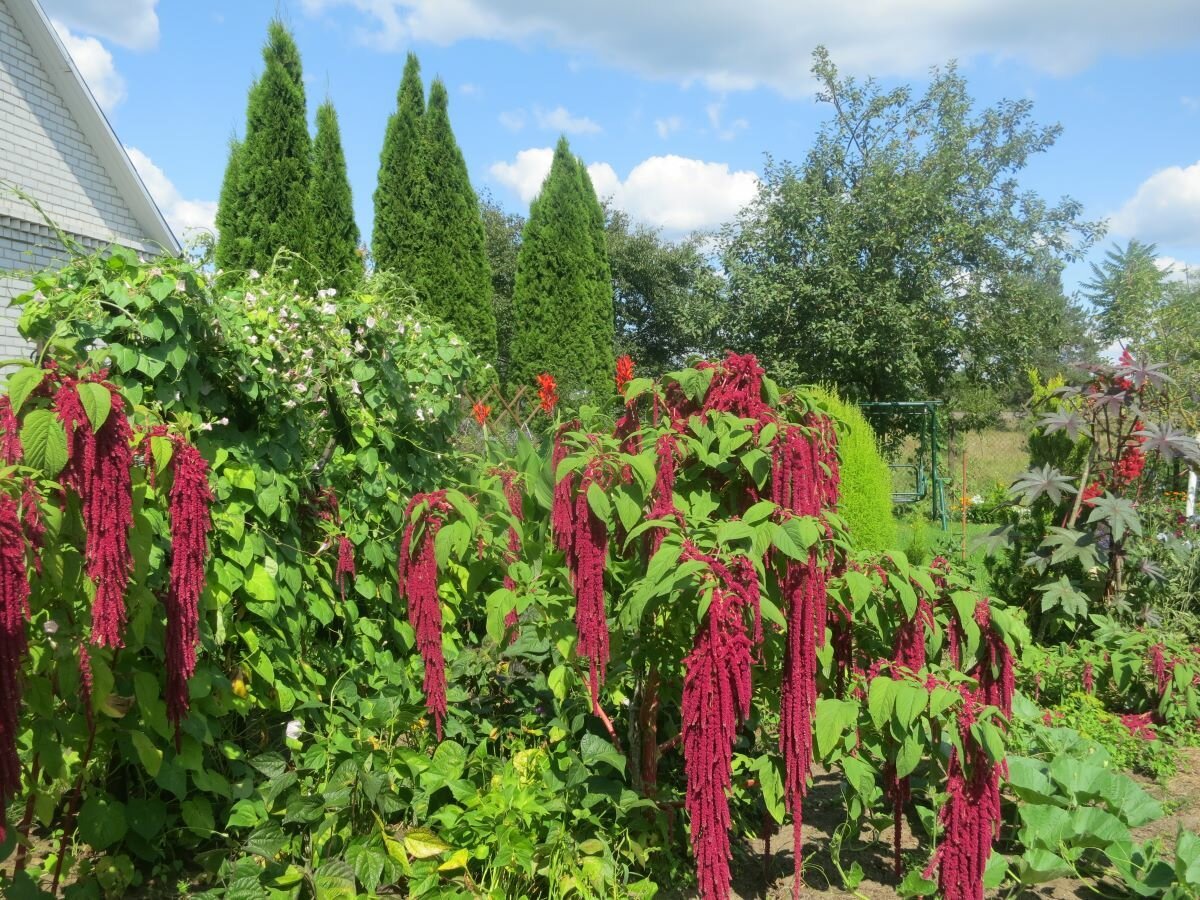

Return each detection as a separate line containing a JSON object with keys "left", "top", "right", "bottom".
{"left": 577, "top": 164, "right": 616, "bottom": 394}
{"left": 511, "top": 137, "right": 615, "bottom": 401}
{"left": 216, "top": 21, "right": 312, "bottom": 278}
{"left": 410, "top": 80, "right": 496, "bottom": 361}
{"left": 214, "top": 136, "right": 248, "bottom": 273}
{"left": 373, "top": 53, "right": 425, "bottom": 278}
{"left": 309, "top": 101, "right": 362, "bottom": 298}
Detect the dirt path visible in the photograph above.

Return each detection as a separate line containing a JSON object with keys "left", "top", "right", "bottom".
{"left": 709, "top": 748, "right": 1200, "bottom": 899}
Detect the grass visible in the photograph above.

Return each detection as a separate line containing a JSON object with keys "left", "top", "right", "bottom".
{"left": 947, "top": 428, "right": 1030, "bottom": 500}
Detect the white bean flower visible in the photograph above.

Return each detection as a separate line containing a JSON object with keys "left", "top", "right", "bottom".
{"left": 285, "top": 720, "right": 303, "bottom": 740}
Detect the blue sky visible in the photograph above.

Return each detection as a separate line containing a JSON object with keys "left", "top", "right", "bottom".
{"left": 40, "top": 0, "right": 1200, "bottom": 294}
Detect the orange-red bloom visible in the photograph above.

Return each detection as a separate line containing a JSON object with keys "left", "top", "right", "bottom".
{"left": 472, "top": 402, "right": 491, "bottom": 426}
{"left": 615, "top": 355, "right": 635, "bottom": 394}
{"left": 536, "top": 373, "right": 558, "bottom": 414}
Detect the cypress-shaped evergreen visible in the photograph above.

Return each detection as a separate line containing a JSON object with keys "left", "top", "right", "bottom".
{"left": 577, "top": 164, "right": 616, "bottom": 394}
{"left": 309, "top": 100, "right": 362, "bottom": 298}
{"left": 410, "top": 80, "right": 496, "bottom": 361}
{"left": 214, "top": 136, "right": 248, "bottom": 273}
{"left": 510, "top": 137, "right": 615, "bottom": 401}
{"left": 216, "top": 21, "right": 312, "bottom": 277}
{"left": 373, "top": 53, "right": 425, "bottom": 278}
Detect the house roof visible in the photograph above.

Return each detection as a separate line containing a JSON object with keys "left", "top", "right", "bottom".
{"left": 6, "top": 0, "right": 180, "bottom": 254}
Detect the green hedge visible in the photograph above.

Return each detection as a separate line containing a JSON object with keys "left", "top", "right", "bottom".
{"left": 809, "top": 386, "right": 897, "bottom": 552}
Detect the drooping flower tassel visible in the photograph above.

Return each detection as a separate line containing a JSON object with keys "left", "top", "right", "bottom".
{"left": 164, "top": 440, "right": 213, "bottom": 736}
{"left": 0, "top": 493, "right": 30, "bottom": 843}
{"left": 398, "top": 492, "right": 452, "bottom": 739}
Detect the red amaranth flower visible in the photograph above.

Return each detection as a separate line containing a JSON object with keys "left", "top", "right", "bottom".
{"left": 1083, "top": 661, "right": 1095, "bottom": 695}
{"left": 536, "top": 373, "right": 558, "bottom": 414}
{"left": 924, "top": 689, "right": 1001, "bottom": 900}
{"left": 20, "top": 479, "right": 44, "bottom": 575}
{"left": 164, "top": 440, "right": 213, "bottom": 735}
{"left": 0, "top": 396, "right": 21, "bottom": 464}
{"left": 615, "top": 355, "right": 635, "bottom": 394}
{"left": 1148, "top": 643, "right": 1170, "bottom": 698}
{"left": 893, "top": 596, "right": 933, "bottom": 674}
{"left": 496, "top": 468, "right": 524, "bottom": 634}
{"left": 770, "top": 416, "right": 840, "bottom": 895}
{"left": 700, "top": 352, "right": 772, "bottom": 423}
{"left": 648, "top": 433, "right": 683, "bottom": 555}
{"left": 972, "top": 599, "right": 1013, "bottom": 718}
{"left": 398, "top": 491, "right": 453, "bottom": 739}
{"left": 335, "top": 535, "right": 356, "bottom": 599}
{"left": 681, "top": 547, "right": 759, "bottom": 900}
{"left": 568, "top": 460, "right": 611, "bottom": 713}
{"left": 56, "top": 378, "right": 134, "bottom": 648}
{"left": 1119, "top": 712, "right": 1157, "bottom": 741}
{"left": 78, "top": 642, "right": 94, "bottom": 732}
{"left": 472, "top": 402, "right": 491, "bottom": 427}
{"left": 0, "top": 492, "right": 30, "bottom": 842}
{"left": 550, "top": 422, "right": 581, "bottom": 555}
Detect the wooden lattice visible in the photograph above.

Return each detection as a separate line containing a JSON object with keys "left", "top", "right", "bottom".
{"left": 461, "top": 384, "right": 543, "bottom": 435}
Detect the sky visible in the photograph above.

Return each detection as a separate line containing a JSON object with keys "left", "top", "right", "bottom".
{"left": 36, "top": 0, "right": 1200, "bottom": 295}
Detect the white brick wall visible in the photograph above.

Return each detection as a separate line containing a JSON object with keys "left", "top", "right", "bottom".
{"left": 0, "top": 0, "right": 155, "bottom": 359}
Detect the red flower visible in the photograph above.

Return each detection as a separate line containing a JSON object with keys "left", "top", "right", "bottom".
{"left": 472, "top": 402, "right": 491, "bottom": 427}
{"left": 536, "top": 373, "right": 558, "bottom": 414}
{"left": 1119, "top": 712, "right": 1157, "bottom": 741}
{"left": 615, "top": 355, "right": 635, "bottom": 394}
{"left": 1080, "top": 480, "right": 1105, "bottom": 507}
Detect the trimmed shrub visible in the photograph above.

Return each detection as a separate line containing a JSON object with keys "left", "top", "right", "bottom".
{"left": 809, "top": 385, "right": 897, "bottom": 552}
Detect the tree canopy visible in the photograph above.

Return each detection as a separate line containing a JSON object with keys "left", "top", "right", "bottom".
{"left": 719, "top": 47, "right": 1101, "bottom": 403}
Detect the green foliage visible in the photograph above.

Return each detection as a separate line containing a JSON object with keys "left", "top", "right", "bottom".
{"left": 216, "top": 21, "right": 313, "bottom": 281}
{"left": 1082, "top": 239, "right": 1170, "bottom": 348}
{"left": 2, "top": 243, "right": 478, "bottom": 892}
{"left": 719, "top": 47, "right": 1100, "bottom": 405}
{"left": 373, "top": 53, "right": 425, "bottom": 280}
{"left": 984, "top": 357, "right": 1200, "bottom": 637}
{"left": 308, "top": 101, "right": 362, "bottom": 299}
{"left": 410, "top": 80, "right": 496, "bottom": 364}
{"left": 479, "top": 191, "right": 523, "bottom": 384}
{"left": 808, "top": 386, "right": 896, "bottom": 552}
{"left": 510, "top": 137, "right": 615, "bottom": 402}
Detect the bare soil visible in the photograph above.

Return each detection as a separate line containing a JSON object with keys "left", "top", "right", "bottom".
{"left": 715, "top": 747, "right": 1200, "bottom": 899}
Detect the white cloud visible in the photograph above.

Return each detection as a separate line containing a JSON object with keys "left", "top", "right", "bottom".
{"left": 706, "top": 100, "right": 748, "bottom": 140}
{"left": 1155, "top": 255, "right": 1200, "bottom": 282}
{"left": 654, "top": 115, "right": 683, "bottom": 139}
{"left": 299, "top": 1, "right": 1200, "bottom": 93}
{"left": 489, "top": 147, "right": 555, "bottom": 202}
{"left": 490, "top": 148, "right": 758, "bottom": 232}
{"left": 459, "top": 82, "right": 480, "bottom": 96}
{"left": 1110, "top": 160, "right": 1200, "bottom": 248}
{"left": 42, "top": 0, "right": 160, "bottom": 50}
{"left": 125, "top": 147, "right": 217, "bottom": 237}
{"left": 498, "top": 109, "right": 526, "bottom": 131}
{"left": 1183, "top": 96, "right": 1200, "bottom": 112}
{"left": 532, "top": 105, "right": 601, "bottom": 135}
{"left": 52, "top": 20, "right": 125, "bottom": 111}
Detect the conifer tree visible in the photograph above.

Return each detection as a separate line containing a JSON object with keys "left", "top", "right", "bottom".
{"left": 214, "top": 137, "right": 248, "bottom": 273}
{"left": 510, "top": 137, "right": 616, "bottom": 401}
{"left": 373, "top": 53, "right": 425, "bottom": 278}
{"left": 578, "top": 164, "right": 616, "bottom": 394}
{"left": 309, "top": 100, "right": 362, "bottom": 298}
{"left": 410, "top": 80, "right": 496, "bottom": 361}
{"left": 216, "top": 21, "right": 312, "bottom": 278}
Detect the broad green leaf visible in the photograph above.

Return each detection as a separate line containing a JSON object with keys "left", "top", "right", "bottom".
{"left": 20, "top": 409, "right": 68, "bottom": 476}
{"left": 78, "top": 796, "right": 127, "bottom": 850}
{"left": 403, "top": 827, "right": 452, "bottom": 859}
{"left": 130, "top": 730, "right": 162, "bottom": 776}
{"left": 76, "top": 382, "right": 112, "bottom": 432}
{"left": 6, "top": 366, "right": 44, "bottom": 412}
{"left": 581, "top": 733, "right": 626, "bottom": 774}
